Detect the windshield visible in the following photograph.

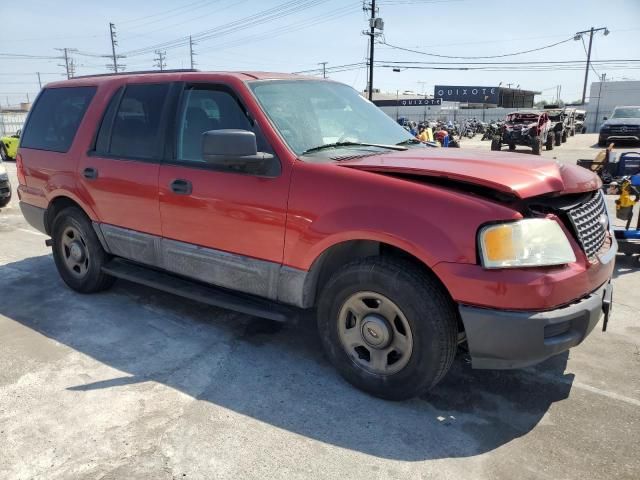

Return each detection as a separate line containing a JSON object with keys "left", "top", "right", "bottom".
{"left": 611, "top": 107, "right": 640, "bottom": 119}
{"left": 249, "top": 80, "right": 414, "bottom": 155}
{"left": 507, "top": 114, "right": 538, "bottom": 123}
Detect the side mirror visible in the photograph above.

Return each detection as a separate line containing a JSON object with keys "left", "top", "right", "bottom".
{"left": 202, "top": 129, "right": 273, "bottom": 165}
{"left": 603, "top": 116, "right": 608, "bottom": 120}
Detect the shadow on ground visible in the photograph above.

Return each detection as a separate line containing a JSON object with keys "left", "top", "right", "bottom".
{"left": 0, "top": 255, "right": 575, "bottom": 461}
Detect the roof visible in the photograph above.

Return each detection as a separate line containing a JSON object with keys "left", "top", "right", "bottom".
{"left": 44, "top": 70, "right": 315, "bottom": 89}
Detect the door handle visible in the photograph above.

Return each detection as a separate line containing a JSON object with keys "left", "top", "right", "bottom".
{"left": 83, "top": 167, "right": 98, "bottom": 180}
{"left": 169, "top": 179, "right": 192, "bottom": 195}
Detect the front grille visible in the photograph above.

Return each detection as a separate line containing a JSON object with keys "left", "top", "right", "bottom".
{"left": 567, "top": 190, "right": 608, "bottom": 258}
{"left": 610, "top": 125, "right": 640, "bottom": 134}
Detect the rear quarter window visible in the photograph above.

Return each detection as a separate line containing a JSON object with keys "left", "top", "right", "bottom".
{"left": 21, "top": 86, "right": 96, "bottom": 153}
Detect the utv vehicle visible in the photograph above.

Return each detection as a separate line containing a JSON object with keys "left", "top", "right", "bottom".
{"left": 491, "top": 111, "right": 553, "bottom": 155}
{"left": 544, "top": 105, "right": 573, "bottom": 145}
{"left": 575, "top": 110, "right": 587, "bottom": 134}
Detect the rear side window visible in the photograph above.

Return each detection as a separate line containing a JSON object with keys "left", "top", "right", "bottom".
{"left": 95, "top": 83, "right": 169, "bottom": 160}
{"left": 21, "top": 86, "right": 96, "bottom": 153}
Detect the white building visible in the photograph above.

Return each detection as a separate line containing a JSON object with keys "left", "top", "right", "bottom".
{"left": 586, "top": 80, "right": 640, "bottom": 133}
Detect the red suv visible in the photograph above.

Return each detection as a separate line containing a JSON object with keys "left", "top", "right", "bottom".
{"left": 17, "top": 71, "right": 616, "bottom": 400}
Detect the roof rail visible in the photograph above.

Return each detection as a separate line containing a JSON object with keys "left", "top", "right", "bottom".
{"left": 71, "top": 69, "right": 199, "bottom": 80}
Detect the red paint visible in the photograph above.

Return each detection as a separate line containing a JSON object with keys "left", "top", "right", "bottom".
{"left": 18, "top": 71, "right": 613, "bottom": 312}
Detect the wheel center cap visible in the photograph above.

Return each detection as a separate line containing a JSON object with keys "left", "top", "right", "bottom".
{"left": 361, "top": 315, "right": 392, "bottom": 349}
{"left": 69, "top": 242, "right": 85, "bottom": 261}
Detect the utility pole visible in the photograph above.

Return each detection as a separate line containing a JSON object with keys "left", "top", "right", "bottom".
{"left": 36, "top": 72, "right": 42, "bottom": 89}
{"left": 594, "top": 73, "right": 606, "bottom": 132}
{"left": 154, "top": 50, "right": 167, "bottom": 71}
{"left": 109, "top": 23, "right": 119, "bottom": 73}
{"left": 319, "top": 61, "right": 328, "bottom": 79}
{"left": 363, "top": 1, "right": 383, "bottom": 101}
{"left": 189, "top": 36, "right": 196, "bottom": 69}
{"left": 55, "top": 48, "right": 77, "bottom": 79}
{"left": 575, "top": 26, "right": 609, "bottom": 105}
{"left": 367, "top": 0, "right": 375, "bottom": 100}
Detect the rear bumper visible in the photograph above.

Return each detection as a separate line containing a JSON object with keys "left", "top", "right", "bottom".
{"left": 460, "top": 281, "right": 612, "bottom": 369}
{"left": 19, "top": 201, "right": 47, "bottom": 234}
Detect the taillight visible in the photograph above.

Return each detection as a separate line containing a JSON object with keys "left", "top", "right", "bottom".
{"left": 16, "top": 153, "right": 26, "bottom": 185}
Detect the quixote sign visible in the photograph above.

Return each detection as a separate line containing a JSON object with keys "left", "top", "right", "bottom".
{"left": 374, "top": 98, "right": 441, "bottom": 107}
{"left": 434, "top": 85, "right": 500, "bottom": 104}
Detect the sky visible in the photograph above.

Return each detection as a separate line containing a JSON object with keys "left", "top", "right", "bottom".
{"left": 1, "top": 0, "right": 639, "bottom": 107}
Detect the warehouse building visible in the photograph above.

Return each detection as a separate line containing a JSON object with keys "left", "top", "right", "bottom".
{"left": 585, "top": 80, "right": 640, "bottom": 133}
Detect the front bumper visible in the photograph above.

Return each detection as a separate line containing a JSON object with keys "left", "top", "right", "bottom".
{"left": 0, "top": 178, "right": 11, "bottom": 199}
{"left": 600, "top": 133, "right": 640, "bottom": 142}
{"left": 459, "top": 281, "right": 612, "bottom": 369}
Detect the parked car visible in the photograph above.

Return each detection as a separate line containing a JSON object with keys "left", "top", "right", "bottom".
{"left": 17, "top": 72, "right": 616, "bottom": 400}
{"left": 0, "top": 129, "right": 20, "bottom": 161}
{"left": 599, "top": 106, "right": 640, "bottom": 146}
{"left": 0, "top": 156, "right": 11, "bottom": 208}
{"left": 491, "top": 110, "right": 554, "bottom": 154}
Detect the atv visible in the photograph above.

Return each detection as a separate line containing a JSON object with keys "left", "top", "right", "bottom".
{"left": 544, "top": 105, "right": 574, "bottom": 145}
{"left": 491, "top": 111, "right": 553, "bottom": 155}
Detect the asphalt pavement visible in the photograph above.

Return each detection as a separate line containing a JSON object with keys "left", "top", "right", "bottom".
{"left": 0, "top": 134, "right": 638, "bottom": 480}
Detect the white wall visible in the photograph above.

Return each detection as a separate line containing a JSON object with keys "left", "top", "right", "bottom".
{"left": 586, "top": 81, "right": 640, "bottom": 133}
{"left": 0, "top": 111, "right": 27, "bottom": 136}
{"left": 378, "top": 105, "right": 517, "bottom": 124}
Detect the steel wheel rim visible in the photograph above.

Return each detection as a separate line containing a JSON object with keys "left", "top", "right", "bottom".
{"left": 337, "top": 291, "right": 413, "bottom": 376}
{"left": 60, "top": 225, "right": 89, "bottom": 278}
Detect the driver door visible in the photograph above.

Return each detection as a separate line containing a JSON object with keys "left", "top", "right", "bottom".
{"left": 158, "top": 84, "right": 290, "bottom": 299}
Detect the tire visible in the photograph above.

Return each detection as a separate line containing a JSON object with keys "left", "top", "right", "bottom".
{"left": 562, "top": 131, "right": 568, "bottom": 143}
{"left": 0, "top": 144, "right": 7, "bottom": 162}
{"left": 51, "top": 206, "right": 115, "bottom": 293}
{"left": 554, "top": 132, "right": 562, "bottom": 146}
{"left": 508, "top": 143, "right": 516, "bottom": 151}
{"left": 0, "top": 195, "right": 10, "bottom": 208}
{"left": 317, "top": 257, "right": 458, "bottom": 401}
{"left": 570, "top": 128, "right": 575, "bottom": 137}
{"left": 490, "top": 138, "right": 501, "bottom": 151}
{"left": 546, "top": 133, "right": 554, "bottom": 151}
{"left": 532, "top": 136, "right": 542, "bottom": 155}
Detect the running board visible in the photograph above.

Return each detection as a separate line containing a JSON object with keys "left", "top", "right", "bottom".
{"left": 102, "top": 258, "right": 297, "bottom": 322}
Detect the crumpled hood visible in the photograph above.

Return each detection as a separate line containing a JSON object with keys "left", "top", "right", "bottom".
{"left": 336, "top": 148, "right": 600, "bottom": 199}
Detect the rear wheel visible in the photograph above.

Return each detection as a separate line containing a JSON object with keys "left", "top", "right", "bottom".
{"left": 508, "top": 143, "right": 516, "bottom": 151}
{"left": 562, "top": 131, "right": 568, "bottom": 143}
{"left": 490, "top": 138, "right": 501, "bottom": 151}
{"left": 51, "top": 207, "right": 115, "bottom": 293}
{"left": 0, "top": 144, "right": 8, "bottom": 161}
{"left": 317, "top": 257, "right": 458, "bottom": 400}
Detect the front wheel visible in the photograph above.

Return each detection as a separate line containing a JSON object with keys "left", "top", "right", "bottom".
{"left": 546, "top": 133, "right": 554, "bottom": 151}
{"left": 0, "top": 144, "right": 8, "bottom": 162}
{"left": 532, "top": 136, "right": 542, "bottom": 155}
{"left": 490, "top": 138, "right": 501, "bottom": 151}
{"left": 317, "top": 257, "right": 458, "bottom": 400}
{"left": 51, "top": 207, "right": 115, "bottom": 293}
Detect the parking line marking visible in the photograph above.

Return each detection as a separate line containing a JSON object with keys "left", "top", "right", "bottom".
{"left": 535, "top": 371, "right": 640, "bottom": 407}
{"left": 18, "top": 228, "right": 47, "bottom": 237}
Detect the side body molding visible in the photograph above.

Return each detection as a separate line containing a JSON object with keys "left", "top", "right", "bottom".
{"left": 94, "top": 223, "right": 310, "bottom": 307}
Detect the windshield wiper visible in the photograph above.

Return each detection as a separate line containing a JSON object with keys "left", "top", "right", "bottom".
{"left": 301, "top": 141, "right": 408, "bottom": 155}
{"left": 396, "top": 138, "right": 421, "bottom": 145}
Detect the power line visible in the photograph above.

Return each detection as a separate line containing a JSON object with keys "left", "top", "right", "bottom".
{"left": 380, "top": 36, "right": 575, "bottom": 59}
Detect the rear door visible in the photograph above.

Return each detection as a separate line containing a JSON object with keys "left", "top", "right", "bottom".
{"left": 78, "top": 83, "right": 173, "bottom": 265}
{"left": 158, "top": 83, "right": 290, "bottom": 299}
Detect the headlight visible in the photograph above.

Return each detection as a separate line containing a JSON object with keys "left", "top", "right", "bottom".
{"left": 479, "top": 218, "right": 576, "bottom": 268}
